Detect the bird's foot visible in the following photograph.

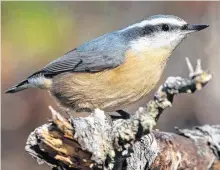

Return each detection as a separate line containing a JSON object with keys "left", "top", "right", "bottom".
{"left": 111, "top": 110, "right": 130, "bottom": 120}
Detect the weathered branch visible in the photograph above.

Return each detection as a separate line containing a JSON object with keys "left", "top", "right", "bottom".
{"left": 25, "top": 58, "right": 220, "bottom": 170}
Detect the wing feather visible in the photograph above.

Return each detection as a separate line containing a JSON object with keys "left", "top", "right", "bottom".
{"left": 29, "top": 32, "right": 127, "bottom": 77}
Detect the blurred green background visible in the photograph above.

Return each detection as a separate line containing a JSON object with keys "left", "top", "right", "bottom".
{"left": 2, "top": 1, "right": 220, "bottom": 170}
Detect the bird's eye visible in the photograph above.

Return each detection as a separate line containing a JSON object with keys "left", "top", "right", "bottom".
{"left": 181, "top": 24, "right": 188, "bottom": 30}
{"left": 162, "top": 24, "right": 169, "bottom": 31}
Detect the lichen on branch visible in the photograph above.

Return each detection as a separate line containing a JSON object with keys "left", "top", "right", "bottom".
{"left": 25, "top": 58, "right": 218, "bottom": 170}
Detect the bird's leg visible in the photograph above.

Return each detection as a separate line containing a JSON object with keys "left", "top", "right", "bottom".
{"left": 111, "top": 110, "right": 130, "bottom": 119}
{"left": 117, "top": 110, "right": 130, "bottom": 118}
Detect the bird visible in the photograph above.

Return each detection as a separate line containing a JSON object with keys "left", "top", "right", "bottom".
{"left": 6, "top": 15, "right": 209, "bottom": 118}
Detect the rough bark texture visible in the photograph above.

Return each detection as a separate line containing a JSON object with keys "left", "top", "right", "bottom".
{"left": 25, "top": 58, "right": 220, "bottom": 170}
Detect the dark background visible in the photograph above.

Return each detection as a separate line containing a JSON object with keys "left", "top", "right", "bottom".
{"left": 2, "top": 2, "right": 220, "bottom": 170}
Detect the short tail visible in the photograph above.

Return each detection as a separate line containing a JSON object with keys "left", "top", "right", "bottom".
{"left": 5, "top": 79, "right": 29, "bottom": 93}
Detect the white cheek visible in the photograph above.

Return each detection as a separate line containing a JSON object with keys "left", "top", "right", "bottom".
{"left": 130, "top": 32, "right": 185, "bottom": 52}
{"left": 170, "top": 34, "right": 186, "bottom": 47}
{"left": 130, "top": 33, "right": 171, "bottom": 51}
{"left": 130, "top": 37, "right": 153, "bottom": 51}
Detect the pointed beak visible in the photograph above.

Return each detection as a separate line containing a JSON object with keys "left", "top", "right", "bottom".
{"left": 186, "top": 24, "right": 209, "bottom": 33}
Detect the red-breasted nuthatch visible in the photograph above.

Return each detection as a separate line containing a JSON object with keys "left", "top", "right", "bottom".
{"left": 6, "top": 15, "right": 209, "bottom": 116}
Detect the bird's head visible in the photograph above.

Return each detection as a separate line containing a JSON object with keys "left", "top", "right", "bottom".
{"left": 120, "top": 15, "right": 209, "bottom": 53}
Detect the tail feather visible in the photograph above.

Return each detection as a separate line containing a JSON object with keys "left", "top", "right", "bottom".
{"left": 5, "top": 79, "right": 29, "bottom": 93}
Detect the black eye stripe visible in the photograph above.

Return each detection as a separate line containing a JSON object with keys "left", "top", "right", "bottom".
{"left": 181, "top": 24, "right": 188, "bottom": 30}
{"left": 142, "top": 25, "right": 154, "bottom": 34}
{"left": 126, "top": 22, "right": 187, "bottom": 38}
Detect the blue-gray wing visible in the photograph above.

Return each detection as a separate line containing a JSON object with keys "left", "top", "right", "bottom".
{"left": 30, "top": 32, "right": 128, "bottom": 77}
{"left": 41, "top": 50, "right": 124, "bottom": 75}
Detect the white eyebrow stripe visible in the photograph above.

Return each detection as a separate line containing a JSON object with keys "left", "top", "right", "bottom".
{"left": 126, "top": 18, "right": 187, "bottom": 30}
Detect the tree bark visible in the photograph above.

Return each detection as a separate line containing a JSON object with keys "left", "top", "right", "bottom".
{"left": 25, "top": 58, "right": 220, "bottom": 170}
